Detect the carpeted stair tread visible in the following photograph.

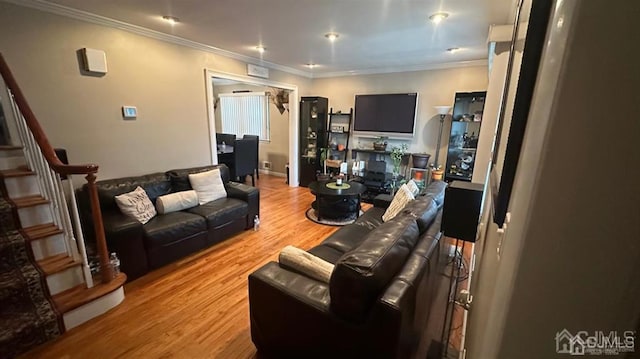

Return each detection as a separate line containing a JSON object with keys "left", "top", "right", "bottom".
{"left": 0, "top": 221, "right": 63, "bottom": 358}
{"left": 0, "top": 145, "right": 23, "bottom": 151}
{"left": 0, "top": 271, "right": 24, "bottom": 303}
{"left": 23, "top": 223, "right": 63, "bottom": 241}
{"left": 0, "top": 311, "right": 57, "bottom": 353}
{"left": 53, "top": 272, "right": 127, "bottom": 313}
{"left": 0, "top": 167, "right": 34, "bottom": 178}
{"left": 12, "top": 195, "right": 49, "bottom": 208}
{"left": 37, "top": 253, "right": 82, "bottom": 275}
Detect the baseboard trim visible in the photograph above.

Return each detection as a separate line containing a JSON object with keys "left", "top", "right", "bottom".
{"left": 259, "top": 169, "right": 286, "bottom": 178}
{"left": 62, "top": 286, "right": 125, "bottom": 330}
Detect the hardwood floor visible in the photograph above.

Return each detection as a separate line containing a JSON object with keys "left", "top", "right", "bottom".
{"left": 23, "top": 174, "right": 342, "bottom": 359}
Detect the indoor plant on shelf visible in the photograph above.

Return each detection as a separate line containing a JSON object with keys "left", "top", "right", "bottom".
{"left": 373, "top": 136, "right": 388, "bottom": 151}
{"left": 429, "top": 163, "right": 444, "bottom": 181}
{"left": 316, "top": 148, "right": 331, "bottom": 181}
{"left": 390, "top": 144, "right": 409, "bottom": 178}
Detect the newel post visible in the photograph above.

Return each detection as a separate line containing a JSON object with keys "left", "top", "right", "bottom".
{"left": 85, "top": 172, "right": 113, "bottom": 283}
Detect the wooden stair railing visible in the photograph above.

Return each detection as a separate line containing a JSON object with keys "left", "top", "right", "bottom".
{"left": 0, "top": 53, "right": 113, "bottom": 283}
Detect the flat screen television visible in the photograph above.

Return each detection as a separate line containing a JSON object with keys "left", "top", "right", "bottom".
{"left": 353, "top": 93, "right": 418, "bottom": 139}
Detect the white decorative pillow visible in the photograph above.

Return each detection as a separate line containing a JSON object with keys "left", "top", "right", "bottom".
{"left": 406, "top": 179, "right": 420, "bottom": 197}
{"left": 279, "top": 245, "right": 334, "bottom": 283}
{"left": 114, "top": 186, "right": 157, "bottom": 224}
{"left": 156, "top": 190, "right": 199, "bottom": 214}
{"left": 382, "top": 184, "right": 415, "bottom": 222}
{"left": 188, "top": 169, "right": 227, "bottom": 205}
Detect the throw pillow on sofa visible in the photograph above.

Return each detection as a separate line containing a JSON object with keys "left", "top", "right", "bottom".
{"left": 156, "top": 190, "right": 199, "bottom": 214}
{"left": 406, "top": 179, "right": 420, "bottom": 196}
{"left": 189, "top": 169, "right": 227, "bottom": 205}
{"left": 382, "top": 184, "right": 415, "bottom": 222}
{"left": 114, "top": 186, "right": 157, "bottom": 224}
{"left": 279, "top": 245, "right": 334, "bottom": 283}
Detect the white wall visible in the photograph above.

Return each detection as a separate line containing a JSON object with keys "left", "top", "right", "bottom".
{"left": 0, "top": 2, "right": 310, "bottom": 181}
{"left": 466, "top": 1, "right": 640, "bottom": 358}
{"left": 471, "top": 43, "right": 511, "bottom": 184}
{"left": 462, "top": 43, "right": 515, "bottom": 357}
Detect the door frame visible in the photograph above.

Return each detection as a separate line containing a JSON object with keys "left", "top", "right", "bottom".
{"left": 204, "top": 69, "right": 299, "bottom": 187}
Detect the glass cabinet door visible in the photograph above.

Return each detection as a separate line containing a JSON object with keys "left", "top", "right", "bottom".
{"left": 300, "top": 101, "right": 318, "bottom": 164}
{"left": 445, "top": 92, "right": 486, "bottom": 181}
{"left": 299, "top": 97, "right": 328, "bottom": 187}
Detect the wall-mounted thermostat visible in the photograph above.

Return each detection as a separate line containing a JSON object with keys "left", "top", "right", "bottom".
{"left": 122, "top": 106, "right": 137, "bottom": 119}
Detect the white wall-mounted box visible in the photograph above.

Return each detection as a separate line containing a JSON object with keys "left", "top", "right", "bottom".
{"left": 247, "top": 64, "right": 269, "bottom": 78}
{"left": 80, "top": 48, "right": 107, "bottom": 74}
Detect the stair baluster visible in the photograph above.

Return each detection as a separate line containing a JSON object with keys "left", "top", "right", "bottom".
{"left": 0, "top": 53, "right": 113, "bottom": 284}
{"left": 66, "top": 176, "right": 93, "bottom": 287}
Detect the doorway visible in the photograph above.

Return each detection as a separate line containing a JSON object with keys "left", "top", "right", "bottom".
{"left": 204, "top": 69, "right": 299, "bottom": 187}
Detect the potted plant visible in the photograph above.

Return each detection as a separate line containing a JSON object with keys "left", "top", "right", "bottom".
{"left": 390, "top": 144, "right": 409, "bottom": 177}
{"left": 429, "top": 163, "right": 444, "bottom": 181}
{"left": 373, "top": 136, "right": 388, "bottom": 151}
{"left": 316, "top": 148, "right": 331, "bottom": 181}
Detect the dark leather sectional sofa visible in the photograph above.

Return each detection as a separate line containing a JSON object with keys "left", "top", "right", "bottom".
{"left": 248, "top": 180, "right": 448, "bottom": 358}
{"left": 77, "top": 164, "right": 259, "bottom": 280}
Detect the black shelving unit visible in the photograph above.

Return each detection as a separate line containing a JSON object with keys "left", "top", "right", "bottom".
{"left": 326, "top": 108, "right": 353, "bottom": 171}
{"left": 299, "top": 97, "right": 328, "bottom": 187}
{"left": 444, "top": 91, "right": 486, "bottom": 182}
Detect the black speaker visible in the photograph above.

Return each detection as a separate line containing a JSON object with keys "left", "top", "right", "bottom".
{"left": 442, "top": 181, "right": 484, "bottom": 242}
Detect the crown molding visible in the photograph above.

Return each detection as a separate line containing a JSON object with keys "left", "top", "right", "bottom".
{"left": 4, "top": 0, "right": 488, "bottom": 79}
{"left": 3, "top": 0, "right": 313, "bottom": 78}
{"left": 311, "top": 59, "right": 489, "bottom": 78}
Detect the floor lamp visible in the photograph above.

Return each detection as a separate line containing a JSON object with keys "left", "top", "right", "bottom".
{"left": 434, "top": 106, "right": 451, "bottom": 168}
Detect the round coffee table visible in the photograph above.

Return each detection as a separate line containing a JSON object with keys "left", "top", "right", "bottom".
{"left": 308, "top": 181, "right": 367, "bottom": 221}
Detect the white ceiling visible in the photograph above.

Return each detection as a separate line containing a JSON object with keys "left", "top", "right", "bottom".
{"left": 38, "top": 0, "right": 515, "bottom": 77}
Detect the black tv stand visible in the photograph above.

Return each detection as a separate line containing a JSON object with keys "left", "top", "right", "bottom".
{"left": 351, "top": 148, "right": 414, "bottom": 159}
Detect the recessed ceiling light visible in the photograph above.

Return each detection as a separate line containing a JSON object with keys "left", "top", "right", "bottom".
{"left": 325, "top": 32, "right": 339, "bottom": 42}
{"left": 162, "top": 15, "right": 180, "bottom": 25}
{"left": 447, "top": 47, "right": 461, "bottom": 53}
{"left": 429, "top": 12, "right": 449, "bottom": 24}
{"left": 306, "top": 63, "right": 318, "bottom": 68}
{"left": 255, "top": 46, "right": 266, "bottom": 53}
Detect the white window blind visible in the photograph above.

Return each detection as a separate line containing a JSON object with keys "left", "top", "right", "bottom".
{"left": 219, "top": 92, "right": 270, "bottom": 140}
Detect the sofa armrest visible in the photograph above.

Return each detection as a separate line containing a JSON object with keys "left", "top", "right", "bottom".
{"left": 226, "top": 182, "right": 260, "bottom": 229}
{"left": 249, "top": 261, "right": 330, "bottom": 313}
{"left": 101, "top": 211, "right": 149, "bottom": 280}
{"left": 226, "top": 181, "right": 259, "bottom": 202}
{"left": 249, "top": 261, "right": 403, "bottom": 357}
{"left": 373, "top": 194, "right": 393, "bottom": 209}
{"left": 249, "top": 261, "right": 339, "bottom": 355}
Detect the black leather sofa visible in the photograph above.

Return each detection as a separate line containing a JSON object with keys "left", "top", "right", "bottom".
{"left": 248, "top": 181, "right": 448, "bottom": 358}
{"left": 77, "top": 164, "right": 259, "bottom": 280}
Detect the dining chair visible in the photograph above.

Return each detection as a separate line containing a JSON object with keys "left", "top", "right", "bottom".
{"left": 233, "top": 139, "right": 257, "bottom": 186}
{"left": 242, "top": 134, "right": 259, "bottom": 180}
{"left": 216, "top": 133, "right": 236, "bottom": 145}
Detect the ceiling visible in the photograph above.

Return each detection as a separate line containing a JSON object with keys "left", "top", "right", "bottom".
{"left": 38, "top": 0, "right": 515, "bottom": 77}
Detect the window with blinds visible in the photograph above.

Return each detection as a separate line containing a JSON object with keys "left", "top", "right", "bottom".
{"left": 219, "top": 92, "right": 270, "bottom": 140}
